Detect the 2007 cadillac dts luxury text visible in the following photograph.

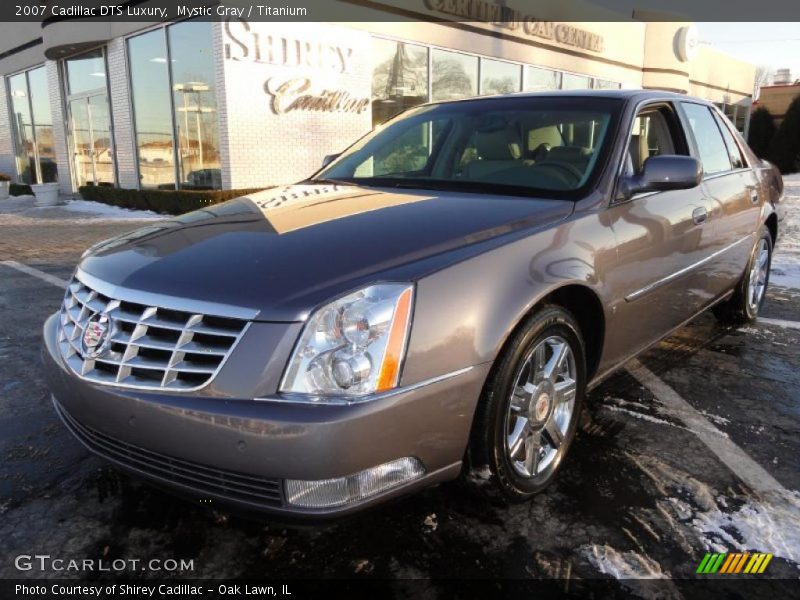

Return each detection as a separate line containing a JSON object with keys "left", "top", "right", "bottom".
{"left": 42, "top": 91, "right": 785, "bottom": 518}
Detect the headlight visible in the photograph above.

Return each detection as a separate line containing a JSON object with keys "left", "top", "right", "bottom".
{"left": 280, "top": 283, "right": 414, "bottom": 398}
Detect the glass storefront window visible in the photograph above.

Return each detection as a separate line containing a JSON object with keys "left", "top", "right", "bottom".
{"left": 127, "top": 22, "right": 220, "bottom": 190}
{"left": 735, "top": 105, "right": 748, "bottom": 133}
{"left": 168, "top": 20, "right": 221, "bottom": 189}
{"left": 27, "top": 67, "right": 57, "bottom": 183}
{"left": 524, "top": 67, "right": 560, "bottom": 92}
{"left": 561, "top": 73, "right": 592, "bottom": 90}
{"left": 8, "top": 73, "right": 33, "bottom": 184}
{"left": 432, "top": 49, "right": 478, "bottom": 101}
{"left": 128, "top": 30, "right": 175, "bottom": 189}
{"left": 480, "top": 58, "right": 521, "bottom": 95}
{"left": 7, "top": 66, "right": 58, "bottom": 184}
{"left": 371, "top": 38, "right": 429, "bottom": 127}
{"left": 65, "top": 48, "right": 106, "bottom": 94}
{"left": 594, "top": 79, "right": 621, "bottom": 90}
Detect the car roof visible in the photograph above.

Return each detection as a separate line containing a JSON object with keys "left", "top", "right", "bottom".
{"left": 425, "top": 88, "right": 707, "bottom": 108}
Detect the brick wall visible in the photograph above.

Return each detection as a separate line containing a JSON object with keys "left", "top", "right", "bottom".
{"left": 0, "top": 75, "right": 17, "bottom": 180}
{"left": 106, "top": 37, "right": 139, "bottom": 189}
{"left": 219, "top": 22, "right": 372, "bottom": 189}
{"left": 46, "top": 61, "right": 72, "bottom": 195}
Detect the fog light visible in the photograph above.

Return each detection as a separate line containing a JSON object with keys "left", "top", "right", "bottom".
{"left": 284, "top": 457, "right": 425, "bottom": 508}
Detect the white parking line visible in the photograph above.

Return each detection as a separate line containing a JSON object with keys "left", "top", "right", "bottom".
{"left": 758, "top": 317, "right": 800, "bottom": 331}
{"left": 0, "top": 260, "right": 68, "bottom": 289}
{"left": 625, "top": 359, "right": 787, "bottom": 497}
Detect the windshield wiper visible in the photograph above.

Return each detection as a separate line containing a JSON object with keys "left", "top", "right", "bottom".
{"left": 305, "top": 177, "right": 357, "bottom": 186}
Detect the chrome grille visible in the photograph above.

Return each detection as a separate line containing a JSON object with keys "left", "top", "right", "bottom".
{"left": 58, "top": 276, "right": 249, "bottom": 391}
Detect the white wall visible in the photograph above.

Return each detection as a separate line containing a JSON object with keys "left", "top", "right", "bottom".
{"left": 46, "top": 61, "right": 72, "bottom": 195}
{"left": 107, "top": 37, "right": 139, "bottom": 189}
{"left": 219, "top": 22, "right": 372, "bottom": 189}
{"left": 0, "top": 76, "right": 16, "bottom": 180}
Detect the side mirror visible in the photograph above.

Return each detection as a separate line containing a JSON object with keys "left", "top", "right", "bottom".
{"left": 619, "top": 155, "right": 702, "bottom": 200}
{"left": 321, "top": 153, "right": 340, "bottom": 168}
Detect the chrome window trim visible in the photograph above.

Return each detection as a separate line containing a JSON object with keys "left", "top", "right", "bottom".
{"left": 257, "top": 366, "right": 475, "bottom": 405}
{"left": 624, "top": 235, "right": 753, "bottom": 302}
{"left": 702, "top": 167, "right": 751, "bottom": 182}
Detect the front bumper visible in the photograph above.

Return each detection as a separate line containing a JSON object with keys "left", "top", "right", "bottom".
{"left": 42, "top": 313, "right": 489, "bottom": 518}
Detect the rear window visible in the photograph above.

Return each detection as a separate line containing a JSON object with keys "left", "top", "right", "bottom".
{"left": 682, "top": 103, "right": 733, "bottom": 174}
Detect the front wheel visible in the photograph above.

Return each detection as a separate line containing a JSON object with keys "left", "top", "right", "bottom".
{"left": 466, "top": 306, "right": 586, "bottom": 501}
{"left": 713, "top": 225, "right": 773, "bottom": 324}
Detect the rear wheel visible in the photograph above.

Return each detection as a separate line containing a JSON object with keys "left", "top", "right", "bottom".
{"left": 466, "top": 306, "right": 586, "bottom": 501}
{"left": 713, "top": 225, "right": 772, "bottom": 324}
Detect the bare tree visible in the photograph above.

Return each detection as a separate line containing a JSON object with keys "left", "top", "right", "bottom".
{"left": 754, "top": 65, "right": 773, "bottom": 98}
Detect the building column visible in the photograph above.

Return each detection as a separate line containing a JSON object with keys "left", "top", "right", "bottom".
{"left": 0, "top": 75, "right": 16, "bottom": 180}
{"left": 45, "top": 61, "right": 73, "bottom": 195}
{"left": 106, "top": 37, "right": 139, "bottom": 189}
{"left": 212, "top": 22, "right": 232, "bottom": 190}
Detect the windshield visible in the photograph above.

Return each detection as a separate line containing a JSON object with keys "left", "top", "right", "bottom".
{"left": 316, "top": 96, "right": 623, "bottom": 199}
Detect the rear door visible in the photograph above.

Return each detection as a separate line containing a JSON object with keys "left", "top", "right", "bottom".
{"left": 603, "top": 102, "right": 715, "bottom": 365}
{"left": 678, "top": 102, "right": 760, "bottom": 299}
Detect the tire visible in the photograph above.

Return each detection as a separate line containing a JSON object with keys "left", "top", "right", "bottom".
{"left": 713, "top": 225, "right": 773, "bottom": 325}
{"left": 465, "top": 305, "right": 586, "bottom": 502}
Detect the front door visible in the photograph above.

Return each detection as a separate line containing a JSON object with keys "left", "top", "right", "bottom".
{"left": 602, "top": 102, "right": 716, "bottom": 366}
{"left": 68, "top": 94, "right": 115, "bottom": 188}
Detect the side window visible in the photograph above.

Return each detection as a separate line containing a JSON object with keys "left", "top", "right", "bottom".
{"left": 628, "top": 108, "right": 680, "bottom": 175}
{"left": 681, "top": 103, "right": 733, "bottom": 175}
{"left": 712, "top": 111, "right": 745, "bottom": 169}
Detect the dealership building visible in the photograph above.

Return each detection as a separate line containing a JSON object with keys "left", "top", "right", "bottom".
{"left": 0, "top": 1, "right": 757, "bottom": 195}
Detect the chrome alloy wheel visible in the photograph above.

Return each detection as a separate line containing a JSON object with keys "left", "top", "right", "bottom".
{"left": 505, "top": 335, "right": 577, "bottom": 479}
{"left": 747, "top": 238, "right": 769, "bottom": 312}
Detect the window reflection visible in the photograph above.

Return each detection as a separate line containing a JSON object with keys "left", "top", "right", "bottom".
{"left": 525, "top": 67, "right": 560, "bottom": 92}
{"left": 65, "top": 49, "right": 106, "bottom": 94}
{"left": 371, "top": 38, "right": 429, "bottom": 126}
{"left": 561, "top": 73, "right": 592, "bottom": 90}
{"left": 432, "top": 49, "right": 478, "bottom": 101}
{"left": 127, "top": 21, "right": 220, "bottom": 190}
{"left": 480, "top": 59, "right": 521, "bottom": 95}
{"left": 7, "top": 66, "right": 57, "bottom": 184}
{"left": 128, "top": 30, "right": 175, "bottom": 189}
{"left": 27, "top": 68, "right": 57, "bottom": 183}
{"left": 168, "top": 21, "right": 221, "bottom": 190}
{"left": 594, "top": 79, "right": 622, "bottom": 90}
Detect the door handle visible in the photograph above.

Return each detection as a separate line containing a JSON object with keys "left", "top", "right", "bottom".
{"left": 692, "top": 206, "right": 708, "bottom": 225}
{"left": 750, "top": 189, "right": 759, "bottom": 204}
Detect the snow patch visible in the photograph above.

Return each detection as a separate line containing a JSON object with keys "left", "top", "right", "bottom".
{"left": 580, "top": 544, "right": 684, "bottom": 599}
{"left": 60, "top": 199, "right": 161, "bottom": 220}
{"left": 688, "top": 490, "right": 800, "bottom": 564}
{"left": 581, "top": 544, "right": 672, "bottom": 579}
{"left": 698, "top": 410, "right": 730, "bottom": 426}
{"left": 629, "top": 453, "right": 800, "bottom": 569}
{"left": 772, "top": 176, "right": 800, "bottom": 289}
{"left": 14, "top": 195, "right": 161, "bottom": 220}
{"left": 602, "top": 405, "right": 676, "bottom": 427}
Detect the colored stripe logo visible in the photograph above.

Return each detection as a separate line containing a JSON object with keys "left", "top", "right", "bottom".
{"left": 696, "top": 552, "right": 773, "bottom": 574}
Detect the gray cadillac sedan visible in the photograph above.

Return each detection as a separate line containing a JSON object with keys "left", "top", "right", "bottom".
{"left": 42, "top": 91, "right": 784, "bottom": 518}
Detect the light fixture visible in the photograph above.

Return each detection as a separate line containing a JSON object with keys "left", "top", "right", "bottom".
{"left": 280, "top": 283, "right": 414, "bottom": 400}
{"left": 284, "top": 458, "right": 425, "bottom": 508}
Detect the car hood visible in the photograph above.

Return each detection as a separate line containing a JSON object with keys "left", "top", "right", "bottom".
{"left": 79, "top": 184, "right": 573, "bottom": 321}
